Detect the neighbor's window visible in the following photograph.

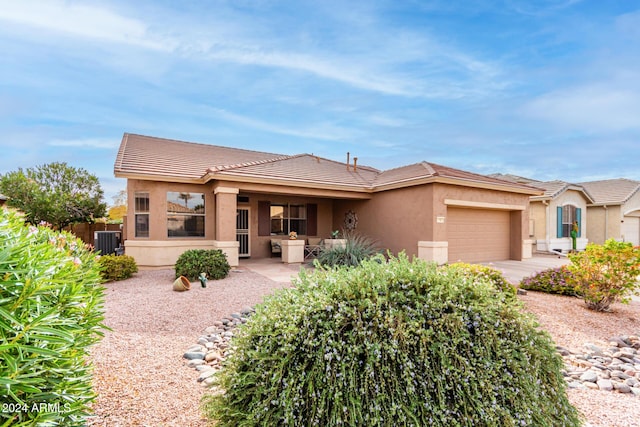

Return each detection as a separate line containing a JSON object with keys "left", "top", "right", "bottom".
{"left": 167, "top": 192, "right": 205, "bottom": 237}
{"left": 134, "top": 192, "right": 149, "bottom": 238}
{"left": 270, "top": 203, "right": 307, "bottom": 235}
{"left": 561, "top": 205, "right": 577, "bottom": 238}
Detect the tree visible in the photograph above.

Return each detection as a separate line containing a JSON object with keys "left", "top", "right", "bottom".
{"left": 108, "top": 189, "right": 127, "bottom": 222}
{"left": 0, "top": 162, "right": 107, "bottom": 229}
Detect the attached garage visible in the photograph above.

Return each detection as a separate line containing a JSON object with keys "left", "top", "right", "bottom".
{"left": 621, "top": 215, "right": 640, "bottom": 246}
{"left": 447, "top": 208, "right": 511, "bottom": 263}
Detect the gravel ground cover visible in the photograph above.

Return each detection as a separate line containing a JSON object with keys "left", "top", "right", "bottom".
{"left": 88, "top": 268, "right": 640, "bottom": 426}
{"left": 87, "top": 268, "right": 290, "bottom": 427}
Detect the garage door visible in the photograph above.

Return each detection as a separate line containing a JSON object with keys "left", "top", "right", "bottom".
{"left": 448, "top": 208, "right": 511, "bottom": 263}
{"left": 621, "top": 216, "right": 640, "bottom": 246}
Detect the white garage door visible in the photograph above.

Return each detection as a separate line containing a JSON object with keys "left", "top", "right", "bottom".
{"left": 448, "top": 208, "right": 511, "bottom": 263}
{"left": 621, "top": 216, "right": 640, "bottom": 246}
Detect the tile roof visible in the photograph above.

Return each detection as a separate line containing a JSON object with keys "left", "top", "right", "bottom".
{"left": 531, "top": 180, "right": 594, "bottom": 202}
{"left": 488, "top": 173, "right": 542, "bottom": 185}
{"left": 114, "top": 133, "right": 541, "bottom": 194}
{"left": 374, "top": 162, "right": 540, "bottom": 192}
{"left": 490, "top": 174, "right": 595, "bottom": 202}
{"left": 114, "top": 133, "right": 283, "bottom": 180}
{"left": 579, "top": 178, "right": 640, "bottom": 205}
{"left": 210, "top": 154, "right": 379, "bottom": 188}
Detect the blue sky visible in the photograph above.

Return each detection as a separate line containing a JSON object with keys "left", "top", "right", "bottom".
{"left": 1, "top": 0, "right": 639, "bottom": 204}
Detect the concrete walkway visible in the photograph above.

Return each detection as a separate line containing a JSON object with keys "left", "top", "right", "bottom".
{"left": 238, "top": 254, "right": 570, "bottom": 285}
{"left": 237, "top": 257, "right": 311, "bottom": 283}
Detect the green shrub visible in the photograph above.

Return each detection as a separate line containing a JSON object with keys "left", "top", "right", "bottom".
{"left": 568, "top": 239, "right": 640, "bottom": 312}
{"left": 203, "top": 253, "right": 581, "bottom": 427}
{"left": 316, "top": 232, "right": 379, "bottom": 267}
{"left": 448, "top": 262, "right": 515, "bottom": 296}
{"left": 98, "top": 254, "right": 138, "bottom": 282}
{"left": 175, "top": 249, "right": 230, "bottom": 281}
{"left": 519, "top": 266, "right": 579, "bottom": 296}
{"left": 0, "top": 208, "right": 105, "bottom": 426}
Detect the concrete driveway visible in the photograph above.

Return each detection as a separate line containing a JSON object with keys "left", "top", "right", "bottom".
{"left": 482, "top": 254, "right": 569, "bottom": 285}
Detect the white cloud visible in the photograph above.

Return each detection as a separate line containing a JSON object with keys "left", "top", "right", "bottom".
{"left": 203, "top": 107, "right": 359, "bottom": 142}
{"left": 0, "top": 1, "right": 504, "bottom": 100}
{"left": 0, "top": 0, "right": 171, "bottom": 51}
{"left": 49, "top": 138, "right": 119, "bottom": 149}
{"left": 522, "top": 83, "right": 640, "bottom": 132}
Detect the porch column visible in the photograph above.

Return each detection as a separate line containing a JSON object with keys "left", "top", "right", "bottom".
{"left": 214, "top": 187, "right": 239, "bottom": 266}
{"left": 417, "top": 241, "right": 448, "bottom": 265}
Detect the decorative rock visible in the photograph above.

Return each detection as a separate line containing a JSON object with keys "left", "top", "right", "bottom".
{"left": 583, "top": 382, "right": 599, "bottom": 390}
{"left": 559, "top": 335, "right": 640, "bottom": 397}
{"left": 184, "top": 306, "right": 256, "bottom": 387}
{"left": 183, "top": 351, "right": 206, "bottom": 360}
{"left": 186, "top": 344, "right": 204, "bottom": 353}
{"left": 580, "top": 371, "right": 598, "bottom": 383}
{"left": 198, "top": 370, "right": 217, "bottom": 382}
{"left": 596, "top": 379, "right": 613, "bottom": 391}
{"left": 205, "top": 351, "right": 223, "bottom": 362}
{"left": 614, "top": 382, "right": 631, "bottom": 393}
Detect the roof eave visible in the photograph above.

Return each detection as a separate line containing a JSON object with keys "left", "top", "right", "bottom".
{"left": 373, "top": 176, "right": 543, "bottom": 195}
{"left": 114, "top": 170, "right": 206, "bottom": 184}
{"left": 204, "top": 171, "right": 372, "bottom": 194}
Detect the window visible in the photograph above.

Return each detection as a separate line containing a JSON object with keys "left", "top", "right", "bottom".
{"left": 270, "top": 203, "right": 307, "bottom": 235}
{"left": 167, "top": 192, "right": 205, "bottom": 237}
{"left": 557, "top": 205, "right": 581, "bottom": 238}
{"left": 134, "top": 192, "right": 149, "bottom": 238}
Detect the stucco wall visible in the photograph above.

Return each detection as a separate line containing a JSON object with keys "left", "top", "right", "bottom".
{"left": 587, "top": 205, "right": 621, "bottom": 245}
{"left": 334, "top": 183, "right": 530, "bottom": 259}
{"left": 530, "top": 201, "right": 547, "bottom": 240}
{"left": 333, "top": 185, "right": 435, "bottom": 257}
{"left": 126, "top": 179, "right": 215, "bottom": 241}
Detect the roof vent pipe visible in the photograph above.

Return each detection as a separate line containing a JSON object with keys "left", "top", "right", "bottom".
{"left": 346, "top": 152, "right": 350, "bottom": 171}
{"left": 353, "top": 157, "right": 358, "bottom": 172}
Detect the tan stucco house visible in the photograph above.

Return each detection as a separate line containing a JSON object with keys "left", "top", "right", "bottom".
{"left": 490, "top": 174, "right": 593, "bottom": 253}
{"left": 580, "top": 179, "right": 640, "bottom": 246}
{"left": 114, "top": 134, "right": 541, "bottom": 267}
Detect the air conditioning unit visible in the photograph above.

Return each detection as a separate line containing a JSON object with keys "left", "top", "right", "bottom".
{"left": 94, "top": 231, "right": 122, "bottom": 255}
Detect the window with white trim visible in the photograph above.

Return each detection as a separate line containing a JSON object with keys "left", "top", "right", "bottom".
{"left": 561, "top": 205, "right": 576, "bottom": 238}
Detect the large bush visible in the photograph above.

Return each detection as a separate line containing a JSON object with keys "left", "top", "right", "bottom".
{"left": 98, "top": 254, "right": 138, "bottom": 282}
{"left": 316, "top": 232, "right": 379, "bottom": 267}
{"left": 0, "top": 208, "right": 105, "bottom": 426}
{"left": 568, "top": 239, "right": 640, "bottom": 312}
{"left": 448, "top": 262, "right": 515, "bottom": 296}
{"left": 175, "top": 249, "right": 230, "bottom": 281}
{"left": 519, "top": 266, "right": 579, "bottom": 296}
{"left": 203, "top": 254, "right": 581, "bottom": 426}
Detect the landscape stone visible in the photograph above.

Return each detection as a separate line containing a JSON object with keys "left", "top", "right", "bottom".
{"left": 613, "top": 382, "right": 631, "bottom": 393}
{"left": 183, "top": 351, "right": 206, "bottom": 360}
{"left": 580, "top": 371, "right": 598, "bottom": 383}
{"left": 596, "top": 379, "right": 613, "bottom": 391}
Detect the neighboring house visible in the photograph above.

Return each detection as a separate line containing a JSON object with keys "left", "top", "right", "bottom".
{"left": 114, "top": 133, "right": 541, "bottom": 267}
{"left": 579, "top": 179, "right": 640, "bottom": 246}
{"left": 490, "top": 174, "right": 593, "bottom": 253}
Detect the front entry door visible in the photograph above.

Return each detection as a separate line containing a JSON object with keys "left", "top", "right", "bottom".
{"left": 236, "top": 208, "right": 250, "bottom": 257}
